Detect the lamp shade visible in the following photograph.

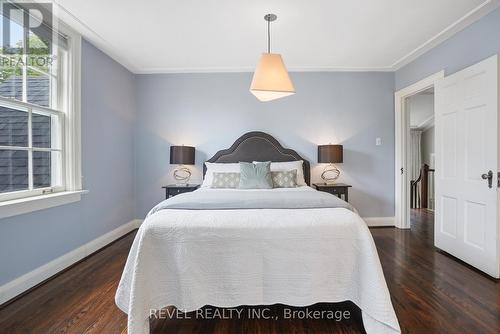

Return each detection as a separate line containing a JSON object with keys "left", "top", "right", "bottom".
{"left": 250, "top": 53, "right": 295, "bottom": 102}
{"left": 170, "top": 146, "right": 195, "bottom": 165}
{"left": 318, "top": 145, "right": 343, "bottom": 163}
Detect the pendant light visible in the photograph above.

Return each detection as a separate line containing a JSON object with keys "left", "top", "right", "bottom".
{"left": 250, "top": 14, "right": 295, "bottom": 102}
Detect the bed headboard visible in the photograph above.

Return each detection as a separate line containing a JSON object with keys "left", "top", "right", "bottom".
{"left": 203, "top": 131, "right": 311, "bottom": 185}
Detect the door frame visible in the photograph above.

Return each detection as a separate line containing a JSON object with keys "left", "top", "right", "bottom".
{"left": 394, "top": 71, "right": 444, "bottom": 229}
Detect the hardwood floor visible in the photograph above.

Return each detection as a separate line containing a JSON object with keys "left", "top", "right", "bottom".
{"left": 375, "top": 209, "right": 499, "bottom": 334}
{"left": 0, "top": 211, "right": 498, "bottom": 333}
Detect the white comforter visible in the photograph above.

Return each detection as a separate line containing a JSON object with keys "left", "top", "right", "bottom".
{"left": 115, "top": 187, "right": 400, "bottom": 333}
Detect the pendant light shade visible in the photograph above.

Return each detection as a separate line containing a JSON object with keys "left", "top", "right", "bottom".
{"left": 250, "top": 14, "right": 295, "bottom": 102}
{"left": 250, "top": 53, "right": 295, "bottom": 102}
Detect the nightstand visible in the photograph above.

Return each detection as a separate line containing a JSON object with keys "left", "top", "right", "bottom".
{"left": 162, "top": 184, "right": 200, "bottom": 199}
{"left": 313, "top": 183, "right": 352, "bottom": 202}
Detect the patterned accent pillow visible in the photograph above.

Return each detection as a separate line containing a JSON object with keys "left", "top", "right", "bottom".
{"left": 211, "top": 172, "right": 240, "bottom": 188}
{"left": 271, "top": 170, "right": 297, "bottom": 188}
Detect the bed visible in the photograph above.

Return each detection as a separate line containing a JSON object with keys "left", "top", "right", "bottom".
{"left": 115, "top": 131, "right": 400, "bottom": 334}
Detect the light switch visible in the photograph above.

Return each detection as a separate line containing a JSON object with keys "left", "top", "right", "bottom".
{"left": 376, "top": 137, "right": 382, "bottom": 146}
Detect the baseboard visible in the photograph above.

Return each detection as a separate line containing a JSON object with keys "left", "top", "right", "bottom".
{"left": 363, "top": 217, "right": 395, "bottom": 227}
{"left": 0, "top": 219, "right": 143, "bottom": 305}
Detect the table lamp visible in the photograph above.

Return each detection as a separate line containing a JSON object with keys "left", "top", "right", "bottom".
{"left": 318, "top": 144, "right": 343, "bottom": 184}
{"left": 170, "top": 145, "right": 195, "bottom": 185}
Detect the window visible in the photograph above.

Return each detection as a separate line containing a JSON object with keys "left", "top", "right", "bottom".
{"left": 0, "top": 3, "right": 81, "bottom": 205}
{"left": 0, "top": 100, "right": 64, "bottom": 200}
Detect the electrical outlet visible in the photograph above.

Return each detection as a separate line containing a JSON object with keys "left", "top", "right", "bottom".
{"left": 376, "top": 137, "right": 382, "bottom": 146}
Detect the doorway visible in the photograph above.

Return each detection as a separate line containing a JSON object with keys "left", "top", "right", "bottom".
{"left": 394, "top": 71, "right": 444, "bottom": 229}
{"left": 407, "top": 89, "right": 435, "bottom": 230}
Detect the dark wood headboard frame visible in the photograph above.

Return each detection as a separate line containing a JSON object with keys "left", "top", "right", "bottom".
{"left": 203, "top": 131, "right": 311, "bottom": 185}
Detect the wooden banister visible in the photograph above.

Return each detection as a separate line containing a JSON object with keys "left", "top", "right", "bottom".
{"left": 411, "top": 164, "right": 435, "bottom": 209}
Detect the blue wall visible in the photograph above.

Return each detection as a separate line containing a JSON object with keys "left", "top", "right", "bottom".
{"left": 0, "top": 40, "right": 136, "bottom": 285}
{"left": 395, "top": 7, "right": 500, "bottom": 90}
{"left": 135, "top": 72, "right": 395, "bottom": 218}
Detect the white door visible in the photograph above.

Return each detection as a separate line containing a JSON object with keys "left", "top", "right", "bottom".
{"left": 435, "top": 55, "right": 499, "bottom": 278}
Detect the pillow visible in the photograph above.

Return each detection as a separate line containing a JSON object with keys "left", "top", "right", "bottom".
{"left": 202, "top": 162, "right": 240, "bottom": 187}
{"left": 271, "top": 170, "right": 297, "bottom": 188}
{"left": 239, "top": 162, "right": 273, "bottom": 189}
{"left": 211, "top": 172, "right": 240, "bottom": 188}
{"left": 254, "top": 160, "right": 306, "bottom": 186}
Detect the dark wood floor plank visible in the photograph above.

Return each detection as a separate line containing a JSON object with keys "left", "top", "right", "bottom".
{"left": 0, "top": 209, "right": 498, "bottom": 333}
{"left": 371, "top": 209, "right": 500, "bottom": 334}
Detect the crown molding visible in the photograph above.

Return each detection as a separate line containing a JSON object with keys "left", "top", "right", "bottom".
{"left": 135, "top": 66, "right": 394, "bottom": 74}
{"left": 47, "top": 0, "right": 500, "bottom": 75}
{"left": 47, "top": 0, "right": 140, "bottom": 73}
{"left": 420, "top": 116, "right": 435, "bottom": 131}
{"left": 391, "top": 0, "right": 500, "bottom": 70}
{"left": 411, "top": 115, "right": 435, "bottom": 131}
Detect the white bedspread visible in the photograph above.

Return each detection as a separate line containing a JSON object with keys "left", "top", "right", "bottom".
{"left": 115, "top": 187, "right": 400, "bottom": 333}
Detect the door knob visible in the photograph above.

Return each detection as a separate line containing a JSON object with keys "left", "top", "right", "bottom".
{"left": 481, "top": 170, "right": 493, "bottom": 188}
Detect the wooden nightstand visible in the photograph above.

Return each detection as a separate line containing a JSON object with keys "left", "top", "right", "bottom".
{"left": 162, "top": 184, "right": 200, "bottom": 199}
{"left": 313, "top": 183, "right": 352, "bottom": 202}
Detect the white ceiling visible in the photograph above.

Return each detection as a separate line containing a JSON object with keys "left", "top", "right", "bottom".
{"left": 54, "top": 0, "right": 500, "bottom": 73}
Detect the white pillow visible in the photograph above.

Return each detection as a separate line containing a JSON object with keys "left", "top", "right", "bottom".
{"left": 253, "top": 160, "right": 306, "bottom": 186}
{"left": 202, "top": 162, "right": 240, "bottom": 187}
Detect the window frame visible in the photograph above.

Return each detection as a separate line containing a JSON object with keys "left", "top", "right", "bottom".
{"left": 0, "top": 97, "right": 65, "bottom": 201}
{"left": 0, "top": 18, "right": 82, "bottom": 212}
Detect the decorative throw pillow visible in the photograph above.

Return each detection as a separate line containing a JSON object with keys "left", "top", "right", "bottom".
{"left": 254, "top": 160, "right": 306, "bottom": 186}
{"left": 271, "top": 170, "right": 297, "bottom": 188}
{"left": 211, "top": 172, "right": 240, "bottom": 188}
{"left": 202, "top": 162, "right": 240, "bottom": 187}
{"left": 238, "top": 161, "right": 273, "bottom": 189}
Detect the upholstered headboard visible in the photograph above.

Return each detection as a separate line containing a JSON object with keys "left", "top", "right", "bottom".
{"left": 203, "top": 131, "right": 311, "bottom": 185}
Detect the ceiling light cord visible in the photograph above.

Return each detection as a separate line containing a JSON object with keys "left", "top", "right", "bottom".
{"left": 267, "top": 18, "right": 271, "bottom": 53}
{"left": 264, "top": 14, "right": 277, "bottom": 53}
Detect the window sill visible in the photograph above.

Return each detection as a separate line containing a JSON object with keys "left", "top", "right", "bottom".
{"left": 0, "top": 190, "right": 89, "bottom": 220}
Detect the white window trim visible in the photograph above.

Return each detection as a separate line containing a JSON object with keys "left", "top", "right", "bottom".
{"left": 0, "top": 21, "right": 84, "bottom": 218}
{"left": 0, "top": 190, "right": 88, "bottom": 220}
{"left": 62, "top": 22, "right": 82, "bottom": 192}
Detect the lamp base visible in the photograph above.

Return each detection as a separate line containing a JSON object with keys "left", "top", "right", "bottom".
{"left": 173, "top": 166, "right": 191, "bottom": 184}
{"left": 321, "top": 164, "right": 340, "bottom": 184}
